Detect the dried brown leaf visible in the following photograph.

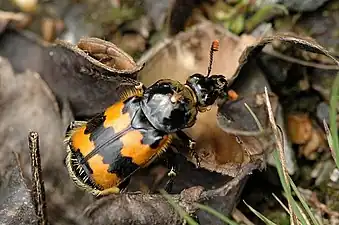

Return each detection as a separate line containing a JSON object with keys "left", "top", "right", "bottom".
{"left": 217, "top": 92, "right": 278, "bottom": 136}
{"left": 233, "top": 33, "right": 339, "bottom": 83}
{"left": 76, "top": 37, "right": 143, "bottom": 72}
{"left": 0, "top": 153, "right": 37, "bottom": 225}
{"left": 0, "top": 57, "right": 92, "bottom": 225}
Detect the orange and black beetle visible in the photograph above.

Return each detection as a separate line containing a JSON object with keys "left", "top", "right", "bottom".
{"left": 64, "top": 41, "right": 235, "bottom": 196}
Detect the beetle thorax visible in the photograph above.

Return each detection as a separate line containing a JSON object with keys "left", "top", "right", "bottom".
{"left": 140, "top": 79, "right": 197, "bottom": 133}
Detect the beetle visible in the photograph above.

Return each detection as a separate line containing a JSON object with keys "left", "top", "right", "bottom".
{"left": 64, "top": 40, "right": 237, "bottom": 196}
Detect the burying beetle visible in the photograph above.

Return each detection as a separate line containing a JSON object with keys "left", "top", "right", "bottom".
{"left": 64, "top": 40, "right": 238, "bottom": 196}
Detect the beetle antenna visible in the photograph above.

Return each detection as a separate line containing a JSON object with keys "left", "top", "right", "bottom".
{"left": 206, "top": 40, "right": 219, "bottom": 77}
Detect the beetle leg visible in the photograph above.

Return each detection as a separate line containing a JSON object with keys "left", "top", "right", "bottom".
{"left": 175, "top": 130, "right": 200, "bottom": 168}
{"left": 163, "top": 151, "right": 179, "bottom": 193}
{"left": 66, "top": 121, "right": 87, "bottom": 133}
{"left": 164, "top": 166, "right": 177, "bottom": 193}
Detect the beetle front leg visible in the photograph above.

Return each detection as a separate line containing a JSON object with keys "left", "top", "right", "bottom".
{"left": 175, "top": 130, "right": 200, "bottom": 168}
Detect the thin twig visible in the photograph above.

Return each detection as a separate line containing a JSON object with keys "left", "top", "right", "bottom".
{"left": 264, "top": 87, "right": 298, "bottom": 225}
{"left": 29, "top": 132, "right": 48, "bottom": 225}
{"left": 263, "top": 47, "right": 339, "bottom": 70}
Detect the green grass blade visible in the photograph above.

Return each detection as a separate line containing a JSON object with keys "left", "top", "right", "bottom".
{"left": 195, "top": 203, "right": 239, "bottom": 225}
{"left": 329, "top": 73, "right": 339, "bottom": 168}
{"left": 160, "top": 189, "right": 199, "bottom": 225}
{"left": 294, "top": 201, "right": 312, "bottom": 225}
{"left": 272, "top": 193, "right": 312, "bottom": 225}
{"left": 324, "top": 121, "right": 337, "bottom": 167}
{"left": 273, "top": 192, "right": 308, "bottom": 224}
{"left": 244, "top": 201, "right": 277, "bottom": 225}
{"left": 273, "top": 150, "right": 295, "bottom": 203}
{"left": 289, "top": 177, "right": 322, "bottom": 225}
{"left": 273, "top": 150, "right": 289, "bottom": 192}
{"left": 287, "top": 195, "right": 309, "bottom": 225}
{"left": 273, "top": 150, "right": 310, "bottom": 225}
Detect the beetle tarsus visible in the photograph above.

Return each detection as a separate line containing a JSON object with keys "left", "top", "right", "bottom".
{"left": 164, "top": 166, "right": 177, "bottom": 193}
{"left": 175, "top": 130, "right": 200, "bottom": 168}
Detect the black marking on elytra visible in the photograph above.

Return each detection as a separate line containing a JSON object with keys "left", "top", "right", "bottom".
{"left": 88, "top": 125, "right": 126, "bottom": 161}
{"left": 141, "top": 129, "right": 166, "bottom": 149}
{"left": 129, "top": 103, "right": 167, "bottom": 149}
{"left": 75, "top": 150, "right": 93, "bottom": 174}
{"left": 85, "top": 112, "right": 106, "bottom": 134}
{"left": 70, "top": 149, "right": 97, "bottom": 188}
{"left": 108, "top": 154, "right": 139, "bottom": 179}
{"left": 82, "top": 98, "right": 140, "bottom": 164}
{"left": 89, "top": 124, "right": 115, "bottom": 142}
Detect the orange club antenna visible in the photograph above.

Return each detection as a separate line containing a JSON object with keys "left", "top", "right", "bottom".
{"left": 206, "top": 40, "right": 219, "bottom": 77}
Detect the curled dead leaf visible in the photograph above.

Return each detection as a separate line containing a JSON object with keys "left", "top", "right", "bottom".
{"left": 0, "top": 29, "right": 144, "bottom": 117}
{"left": 76, "top": 37, "right": 143, "bottom": 72}
{"left": 234, "top": 33, "right": 339, "bottom": 83}
{"left": 56, "top": 37, "right": 144, "bottom": 79}
{"left": 137, "top": 21, "right": 257, "bottom": 84}
{"left": 217, "top": 92, "right": 278, "bottom": 136}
